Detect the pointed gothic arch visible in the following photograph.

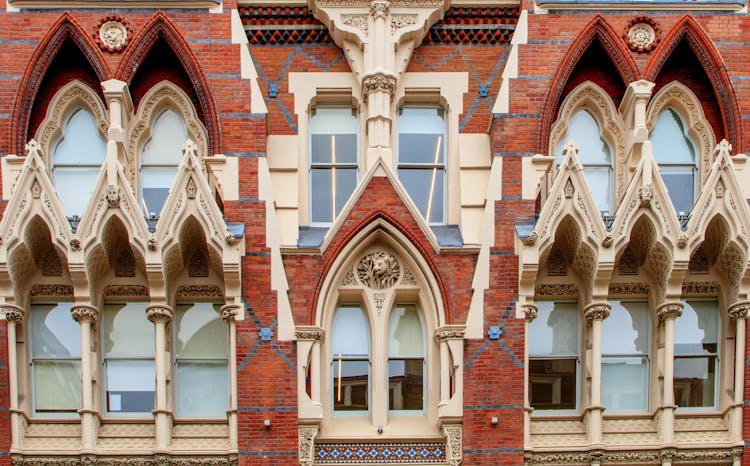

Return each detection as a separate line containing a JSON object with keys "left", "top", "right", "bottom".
{"left": 539, "top": 15, "right": 639, "bottom": 154}
{"left": 644, "top": 15, "right": 741, "bottom": 152}
{"left": 12, "top": 13, "right": 110, "bottom": 154}
{"left": 117, "top": 12, "right": 221, "bottom": 155}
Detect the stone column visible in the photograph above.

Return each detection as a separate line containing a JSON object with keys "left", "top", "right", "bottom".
{"left": 2, "top": 304, "right": 24, "bottom": 450}
{"left": 295, "top": 326, "right": 325, "bottom": 421}
{"left": 221, "top": 304, "right": 240, "bottom": 452}
{"left": 729, "top": 301, "right": 749, "bottom": 444}
{"left": 657, "top": 301, "right": 683, "bottom": 446}
{"left": 71, "top": 304, "right": 99, "bottom": 452}
{"left": 584, "top": 302, "right": 610, "bottom": 446}
{"left": 435, "top": 325, "right": 465, "bottom": 420}
{"left": 146, "top": 304, "right": 174, "bottom": 452}
{"left": 522, "top": 303, "right": 538, "bottom": 448}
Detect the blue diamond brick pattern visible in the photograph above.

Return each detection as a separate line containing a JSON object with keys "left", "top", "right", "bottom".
{"left": 315, "top": 442, "right": 446, "bottom": 463}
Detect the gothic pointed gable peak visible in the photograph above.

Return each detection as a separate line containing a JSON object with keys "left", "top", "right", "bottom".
{"left": 77, "top": 147, "right": 149, "bottom": 256}
{"left": 155, "top": 139, "right": 237, "bottom": 257}
{"left": 319, "top": 156, "right": 442, "bottom": 254}
{"left": 530, "top": 141, "right": 606, "bottom": 257}
{"left": 610, "top": 141, "right": 683, "bottom": 253}
{"left": 686, "top": 140, "right": 750, "bottom": 252}
{"left": 0, "top": 140, "right": 72, "bottom": 257}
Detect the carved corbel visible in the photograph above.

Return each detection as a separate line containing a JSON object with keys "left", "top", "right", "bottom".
{"left": 299, "top": 425, "right": 319, "bottom": 466}
{"left": 146, "top": 304, "right": 174, "bottom": 323}
{"left": 584, "top": 302, "right": 611, "bottom": 322}
{"left": 657, "top": 301, "right": 683, "bottom": 321}
{"left": 1, "top": 304, "right": 24, "bottom": 323}
{"left": 71, "top": 304, "right": 99, "bottom": 323}
{"left": 729, "top": 300, "right": 750, "bottom": 320}
{"left": 442, "top": 424, "right": 463, "bottom": 466}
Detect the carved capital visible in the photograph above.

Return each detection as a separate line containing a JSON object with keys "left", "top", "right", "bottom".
{"left": 1, "top": 304, "right": 24, "bottom": 323}
{"left": 521, "top": 303, "right": 538, "bottom": 322}
{"left": 584, "top": 302, "right": 611, "bottom": 322}
{"left": 295, "top": 326, "right": 325, "bottom": 341}
{"left": 221, "top": 304, "right": 241, "bottom": 322}
{"left": 435, "top": 325, "right": 466, "bottom": 341}
{"left": 71, "top": 304, "right": 99, "bottom": 323}
{"left": 657, "top": 301, "right": 683, "bottom": 321}
{"left": 361, "top": 74, "right": 396, "bottom": 101}
{"left": 729, "top": 300, "right": 750, "bottom": 320}
{"left": 146, "top": 304, "right": 174, "bottom": 323}
{"left": 370, "top": 0, "right": 390, "bottom": 17}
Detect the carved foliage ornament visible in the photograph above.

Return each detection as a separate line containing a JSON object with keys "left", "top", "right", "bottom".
{"left": 96, "top": 16, "right": 132, "bottom": 53}
{"left": 299, "top": 425, "right": 318, "bottom": 466}
{"left": 625, "top": 16, "right": 660, "bottom": 53}
{"left": 584, "top": 302, "right": 611, "bottom": 322}
{"left": 356, "top": 250, "right": 400, "bottom": 290}
{"left": 362, "top": 74, "right": 396, "bottom": 101}
{"left": 657, "top": 301, "right": 683, "bottom": 321}
{"left": 72, "top": 305, "right": 99, "bottom": 323}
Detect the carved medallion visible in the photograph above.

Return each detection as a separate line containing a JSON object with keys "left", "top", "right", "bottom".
{"left": 96, "top": 16, "right": 132, "bottom": 53}
{"left": 356, "top": 251, "right": 400, "bottom": 290}
{"left": 625, "top": 17, "right": 660, "bottom": 53}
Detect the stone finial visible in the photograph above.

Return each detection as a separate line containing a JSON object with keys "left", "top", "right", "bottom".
{"left": 146, "top": 304, "right": 174, "bottom": 323}
{"left": 25, "top": 139, "right": 43, "bottom": 158}
{"left": 71, "top": 304, "right": 99, "bottom": 323}
{"left": 1, "top": 304, "right": 24, "bottom": 323}
{"left": 182, "top": 138, "right": 199, "bottom": 160}
{"left": 729, "top": 300, "right": 750, "bottom": 320}
{"left": 657, "top": 301, "right": 683, "bottom": 321}
{"left": 561, "top": 141, "right": 579, "bottom": 161}
{"left": 584, "top": 302, "right": 611, "bottom": 322}
{"left": 714, "top": 139, "right": 732, "bottom": 160}
{"left": 522, "top": 303, "right": 538, "bottom": 323}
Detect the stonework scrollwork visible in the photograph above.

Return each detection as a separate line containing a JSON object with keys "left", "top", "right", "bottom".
{"left": 71, "top": 304, "right": 99, "bottom": 323}
{"left": 369, "top": 0, "right": 390, "bottom": 17}
{"left": 95, "top": 16, "right": 132, "bottom": 53}
{"left": 534, "top": 283, "right": 579, "bottom": 297}
{"left": 356, "top": 250, "right": 400, "bottom": 290}
{"left": 298, "top": 425, "right": 319, "bottom": 466}
{"left": 103, "top": 285, "right": 149, "bottom": 297}
{"left": 361, "top": 74, "right": 396, "bottom": 102}
{"left": 1, "top": 304, "right": 25, "bottom": 323}
{"left": 657, "top": 301, "right": 683, "bottom": 321}
{"left": 442, "top": 424, "right": 462, "bottom": 466}
{"left": 342, "top": 14, "right": 368, "bottom": 32}
{"left": 295, "top": 326, "right": 325, "bottom": 341}
{"left": 728, "top": 300, "right": 750, "bottom": 320}
{"left": 435, "top": 325, "right": 466, "bottom": 341}
{"left": 584, "top": 302, "right": 611, "bottom": 322}
{"left": 30, "top": 284, "right": 74, "bottom": 297}
{"left": 525, "top": 447, "right": 742, "bottom": 465}
{"left": 391, "top": 14, "right": 417, "bottom": 34}
{"left": 624, "top": 16, "right": 660, "bottom": 53}
{"left": 681, "top": 281, "right": 720, "bottom": 295}
{"left": 11, "top": 455, "right": 239, "bottom": 465}
{"left": 608, "top": 282, "right": 649, "bottom": 295}
{"left": 176, "top": 284, "right": 223, "bottom": 297}
{"left": 146, "top": 304, "right": 174, "bottom": 323}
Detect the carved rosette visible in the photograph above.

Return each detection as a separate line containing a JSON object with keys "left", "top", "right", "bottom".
{"left": 657, "top": 301, "right": 683, "bottom": 321}
{"left": 435, "top": 325, "right": 466, "bottom": 341}
{"left": 624, "top": 16, "right": 660, "bottom": 53}
{"left": 521, "top": 303, "right": 538, "bottom": 323}
{"left": 71, "top": 304, "right": 99, "bottom": 323}
{"left": 584, "top": 302, "right": 611, "bottom": 322}
{"left": 361, "top": 74, "right": 397, "bottom": 102}
{"left": 295, "top": 326, "right": 325, "bottom": 341}
{"left": 1, "top": 304, "right": 24, "bottom": 323}
{"left": 299, "top": 425, "right": 319, "bottom": 466}
{"left": 729, "top": 300, "right": 750, "bottom": 320}
{"left": 220, "top": 304, "right": 241, "bottom": 322}
{"left": 442, "top": 424, "right": 462, "bottom": 466}
{"left": 95, "top": 16, "right": 132, "bottom": 53}
{"left": 356, "top": 250, "right": 400, "bottom": 290}
{"left": 146, "top": 304, "right": 174, "bottom": 323}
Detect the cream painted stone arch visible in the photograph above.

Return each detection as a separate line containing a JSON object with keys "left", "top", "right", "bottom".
{"left": 548, "top": 81, "right": 626, "bottom": 202}
{"left": 34, "top": 80, "right": 108, "bottom": 164}
{"left": 127, "top": 81, "right": 209, "bottom": 189}
{"left": 646, "top": 81, "right": 716, "bottom": 187}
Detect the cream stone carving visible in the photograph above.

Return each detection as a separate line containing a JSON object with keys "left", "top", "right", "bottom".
{"left": 627, "top": 22, "right": 655, "bottom": 51}
{"left": 443, "top": 424, "right": 462, "bottom": 466}
{"left": 10, "top": 455, "right": 238, "bottom": 465}
{"left": 298, "top": 425, "right": 318, "bottom": 466}
{"left": 535, "top": 283, "right": 579, "bottom": 297}
{"left": 361, "top": 73, "right": 397, "bottom": 101}
{"left": 71, "top": 304, "right": 98, "bottom": 323}
{"left": 608, "top": 282, "right": 649, "bottom": 295}
{"left": 400, "top": 266, "right": 417, "bottom": 285}
{"left": 34, "top": 81, "right": 109, "bottom": 163}
{"left": 391, "top": 14, "right": 417, "bottom": 34}
{"left": 176, "top": 284, "right": 224, "bottom": 297}
{"left": 373, "top": 291, "right": 387, "bottom": 314}
{"left": 103, "top": 284, "right": 149, "bottom": 297}
{"left": 146, "top": 304, "right": 173, "bottom": 323}
{"left": 128, "top": 82, "right": 209, "bottom": 187}
{"left": 356, "top": 250, "right": 400, "bottom": 290}
{"left": 657, "top": 301, "right": 683, "bottom": 321}
{"left": 29, "top": 284, "right": 74, "bottom": 297}
{"left": 221, "top": 304, "right": 240, "bottom": 322}
{"left": 584, "top": 302, "right": 611, "bottom": 322}
{"left": 106, "top": 185, "right": 121, "bottom": 207}
{"left": 435, "top": 325, "right": 466, "bottom": 341}
{"left": 521, "top": 303, "right": 538, "bottom": 322}
{"left": 340, "top": 268, "right": 357, "bottom": 286}
{"left": 31, "top": 179, "right": 41, "bottom": 199}
{"left": 295, "top": 326, "right": 325, "bottom": 341}
{"left": 341, "top": 14, "right": 368, "bottom": 32}
{"left": 682, "top": 281, "right": 720, "bottom": 295}
{"left": 186, "top": 177, "right": 197, "bottom": 199}
{"left": 98, "top": 19, "right": 129, "bottom": 52}
{"left": 1, "top": 304, "right": 24, "bottom": 323}
{"left": 729, "top": 300, "right": 750, "bottom": 320}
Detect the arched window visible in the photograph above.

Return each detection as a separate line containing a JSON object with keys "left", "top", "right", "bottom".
{"left": 674, "top": 300, "right": 718, "bottom": 410}
{"left": 556, "top": 109, "right": 614, "bottom": 214}
{"left": 51, "top": 108, "right": 106, "bottom": 217}
{"left": 387, "top": 305, "right": 425, "bottom": 412}
{"left": 651, "top": 108, "right": 698, "bottom": 215}
{"left": 139, "top": 108, "right": 188, "bottom": 217}
{"left": 331, "top": 305, "right": 370, "bottom": 412}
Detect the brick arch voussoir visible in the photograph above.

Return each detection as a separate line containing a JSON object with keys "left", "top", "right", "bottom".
{"left": 310, "top": 211, "right": 451, "bottom": 325}
{"left": 12, "top": 13, "right": 111, "bottom": 154}
{"left": 116, "top": 12, "right": 222, "bottom": 155}
{"left": 644, "top": 15, "right": 740, "bottom": 152}
{"left": 538, "top": 15, "right": 639, "bottom": 155}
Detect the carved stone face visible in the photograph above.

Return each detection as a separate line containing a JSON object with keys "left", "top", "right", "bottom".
{"left": 373, "top": 257, "right": 388, "bottom": 276}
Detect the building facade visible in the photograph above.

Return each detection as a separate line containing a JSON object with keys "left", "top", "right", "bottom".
{"left": 0, "top": 0, "right": 748, "bottom": 464}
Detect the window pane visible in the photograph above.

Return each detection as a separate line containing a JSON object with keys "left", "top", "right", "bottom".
{"left": 34, "top": 360, "right": 81, "bottom": 412}
{"left": 555, "top": 110, "right": 611, "bottom": 165}
{"left": 528, "top": 302, "right": 579, "bottom": 356}
{"left": 583, "top": 167, "right": 612, "bottom": 213}
{"left": 397, "top": 168, "right": 444, "bottom": 223}
{"left": 175, "top": 303, "right": 226, "bottom": 358}
{"left": 103, "top": 303, "right": 154, "bottom": 357}
{"left": 602, "top": 356, "right": 649, "bottom": 411}
{"left": 388, "top": 305, "right": 424, "bottom": 358}
{"left": 675, "top": 301, "right": 718, "bottom": 355}
{"left": 310, "top": 108, "right": 358, "bottom": 134}
{"left": 31, "top": 303, "right": 80, "bottom": 358}
{"left": 53, "top": 167, "right": 101, "bottom": 216}
{"left": 652, "top": 109, "right": 696, "bottom": 164}
{"left": 331, "top": 306, "right": 369, "bottom": 356}
{"left": 398, "top": 107, "right": 445, "bottom": 165}
{"left": 141, "top": 168, "right": 177, "bottom": 217}
{"left": 106, "top": 360, "right": 155, "bottom": 413}
{"left": 53, "top": 108, "right": 106, "bottom": 165}
{"left": 175, "top": 361, "right": 228, "bottom": 417}
{"left": 335, "top": 168, "right": 357, "bottom": 217}
{"left": 140, "top": 109, "right": 187, "bottom": 165}
{"left": 602, "top": 301, "right": 650, "bottom": 355}
{"left": 310, "top": 168, "right": 358, "bottom": 223}
{"left": 332, "top": 359, "right": 368, "bottom": 411}
{"left": 388, "top": 359, "right": 423, "bottom": 410}
{"left": 311, "top": 134, "right": 358, "bottom": 165}
{"left": 674, "top": 356, "right": 716, "bottom": 408}
{"left": 661, "top": 168, "right": 695, "bottom": 214}
{"left": 529, "top": 358, "right": 576, "bottom": 410}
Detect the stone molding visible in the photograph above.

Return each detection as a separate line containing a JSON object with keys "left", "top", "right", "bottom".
{"left": 435, "top": 325, "right": 466, "bottom": 341}
{"left": 10, "top": 455, "right": 238, "bottom": 465}
{"left": 524, "top": 446, "right": 742, "bottom": 465}
{"left": 295, "top": 326, "right": 325, "bottom": 341}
